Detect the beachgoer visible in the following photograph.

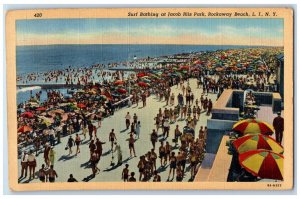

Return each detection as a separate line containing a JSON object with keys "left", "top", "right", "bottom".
{"left": 122, "top": 164, "right": 129, "bottom": 182}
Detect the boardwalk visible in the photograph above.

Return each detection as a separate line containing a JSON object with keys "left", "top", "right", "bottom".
{"left": 18, "top": 79, "right": 218, "bottom": 183}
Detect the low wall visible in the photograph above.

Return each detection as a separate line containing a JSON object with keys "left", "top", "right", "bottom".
{"left": 207, "top": 119, "right": 237, "bottom": 130}
{"left": 211, "top": 89, "right": 240, "bottom": 121}
{"left": 210, "top": 89, "right": 282, "bottom": 130}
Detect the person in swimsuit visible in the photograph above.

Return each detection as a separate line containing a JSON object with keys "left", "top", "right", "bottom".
{"left": 44, "top": 143, "right": 51, "bottom": 167}
{"left": 109, "top": 129, "right": 117, "bottom": 151}
{"left": 137, "top": 156, "right": 145, "bottom": 181}
{"left": 189, "top": 150, "right": 198, "bottom": 180}
{"left": 165, "top": 141, "right": 171, "bottom": 164}
{"left": 158, "top": 142, "right": 166, "bottom": 167}
{"left": 67, "top": 174, "right": 78, "bottom": 182}
{"left": 67, "top": 136, "right": 75, "bottom": 155}
{"left": 150, "top": 129, "right": 158, "bottom": 149}
{"left": 154, "top": 114, "right": 160, "bottom": 132}
{"left": 38, "top": 164, "right": 46, "bottom": 182}
{"left": 150, "top": 148, "right": 157, "bottom": 172}
{"left": 168, "top": 152, "right": 177, "bottom": 181}
{"left": 90, "top": 149, "right": 100, "bottom": 176}
{"left": 75, "top": 134, "right": 81, "bottom": 155}
{"left": 128, "top": 172, "right": 136, "bottom": 182}
{"left": 122, "top": 164, "right": 130, "bottom": 182}
{"left": 27, "top": 150, "right": 37, "bottom": 180}
{"left": 20, "top": 151, "right": 28, "bottom": 178}
{"left": 128, "top": 134, "right": 136, "bottom": 157}
{"left": 47, "top": 165, "right": 58, "bottom": 183}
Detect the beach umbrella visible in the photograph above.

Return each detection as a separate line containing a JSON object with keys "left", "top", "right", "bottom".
{"left": 20, "top": 112, "right": 34, "bottom": 118}
{"left": 36, "top": 107, "right": 47, "bottom": 111}
{"left": 137, "top": 73, "right": 146, "bottom": 78}
{"left": 232, "top": 134, "right": 284, "bottom": 154}
{"left": 239, "top": 149, "right": 283, "bottom": 180}
{"left": 77, "top": 103, "right": 86, "bottom": 109}
{"left": 179, "top": 66, "right": 190, "bottom": 70}
{"left": 117, "top": 88, "right": 127, "bottom": 94}
{"left": 232, "top": 119, "right": 274, "bottom": 135}
{"left": 18, "top": 125, "right": 32, "bottom": 133}
{"left": 114, "top": 80, "right": 124, "bottom": 85}
{"left": 138, "top": 82, "right": 148, "bottom": 87}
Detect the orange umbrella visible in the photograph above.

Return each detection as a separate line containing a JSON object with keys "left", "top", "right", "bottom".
{"left": 18, "top": 125, "right": 32, "bottom": 133}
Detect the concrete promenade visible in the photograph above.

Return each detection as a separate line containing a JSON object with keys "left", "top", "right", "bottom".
{"left": 18, "top": 79, "right": 218, "bottom": 183}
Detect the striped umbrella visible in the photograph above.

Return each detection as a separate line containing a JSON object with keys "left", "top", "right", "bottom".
{"left": 239, "top": 149, "right": 283, "bottom": 180}
{"left": 233, "top": 119, "right": 274, "bottom": 135}
{"left": 232, "top": 134, "right": 283, "bottom": 154}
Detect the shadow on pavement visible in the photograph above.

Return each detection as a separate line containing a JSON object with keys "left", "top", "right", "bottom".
{"left": 103, "top": 157, "right": 132, "bottom": 172}
{"left": 102, "top": 150, "right": 111, "bottom": 157}
{"left": 120, "top": 129, "right": 127, "bottom": 133}
{"left": 80, "top": 161, "right": 91, "bottom": 168}
{"left": 58, "top": 154, "right": 75, "bottom": 161}
{"left": 81, "top": 140, "right": 90, "bottom": 145}
{"left": 156, "top": 165, "right": 168, "bottom": 173}
{"left": 82, "top": 174, "right": 95, "bottom": 182}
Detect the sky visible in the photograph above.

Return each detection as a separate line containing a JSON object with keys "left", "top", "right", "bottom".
{"left": 16, "top": 18, "right": 284, "bottom": 46}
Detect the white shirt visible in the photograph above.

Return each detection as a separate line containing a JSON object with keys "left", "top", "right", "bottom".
{"left": 125, "top": 114, "right": 131, "bottom": 120}
{"left": 27, "top": 154, "right": 36, "bottom": 162}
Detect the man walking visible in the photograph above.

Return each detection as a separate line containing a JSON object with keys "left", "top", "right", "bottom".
{"left": 273, "top": 112, "right": 284, "bottom": 144}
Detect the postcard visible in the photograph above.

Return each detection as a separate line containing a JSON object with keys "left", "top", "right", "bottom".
{"left": 6, "top": 7, "right": 294, "bottom": 191}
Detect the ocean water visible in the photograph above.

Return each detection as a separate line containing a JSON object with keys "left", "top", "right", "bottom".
{"left": 16, "top": 44, "right": 258, "bottom": 75}
{"left": 16, "top": 44, "right": 258, "bottom": 105}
